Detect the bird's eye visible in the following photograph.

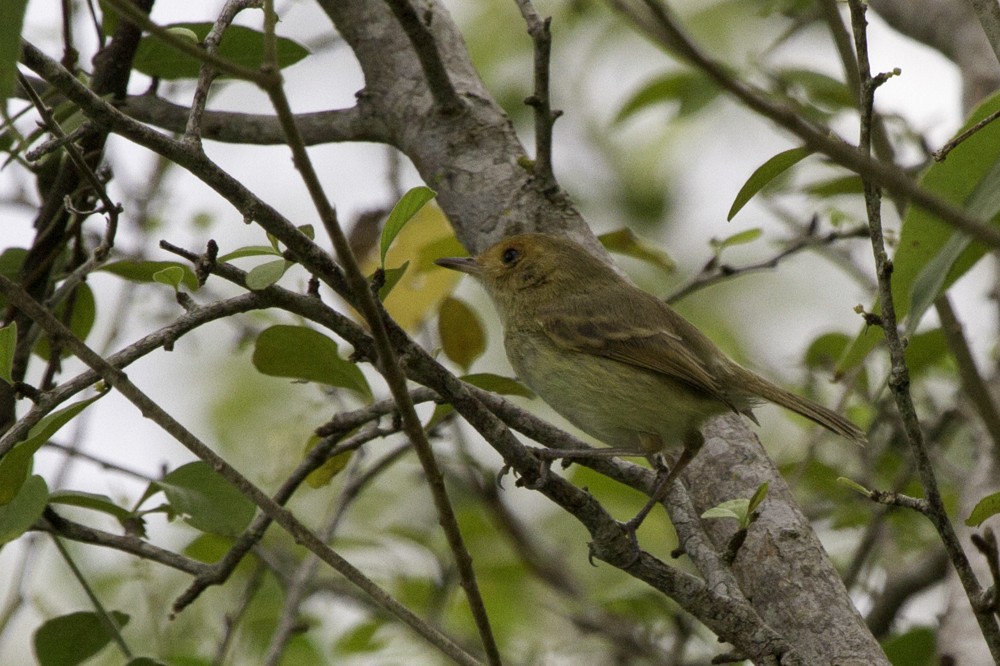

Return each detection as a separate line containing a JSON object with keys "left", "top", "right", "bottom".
{"left": 501, "top": 247, "right": 520, "bottom": 265}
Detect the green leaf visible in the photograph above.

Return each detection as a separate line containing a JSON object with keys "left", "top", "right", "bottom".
{"left": 461, "top": 372, "right": 535, "bottom": 399}
{"left": 908, "top": 157, "right": 1000, "bottom": 334}
{"left": 183, "top": 533, "right": 237, "bottom": 564}
{"left": 615, "top": 70, "right": 720, "bottom": 123}
{"left": 34, "top": 610, "right": 130, "bottom": 666}
{"left": 33, "top": 283, "right": 96, "bottom": 361}
{"left": 803, "top": 175, "right": 865, "bottom": 198}
{"left": 966, "top": 490, "right": 1000, "bottom": 527}
{"left": 427, "top": 373, "right": 535, "bottom": 430}
{"left": 837, "top": 476, "right": 872, "bottom": 497}
{"left": 702, "top": 480, "right": 765, "bottom": 529}
{"left": 100, "top": 260, "right": 199, "bottom": 290}
{"left": 334, "top": 620, "right": 387, "bottom": 654}
{"left": 0, "top": 393, "right": 104, "bottom": 505}
{"left": 245, "top": 259, "right": 290, "bottom": 290}
{"left": 152, "top": 266, "right": 186, "bottom": 290}
{"left": 133, "top": 23, "right": 309, "bottom": 80}
{"left": 904, "top": 329, "right": 949, "bottom": 377}
{"left": 0, "top": 475, "right": 48, "bottom": 546}
{"left": 598, "top": 228, "right": 675, "bottom": 273}
{"left": 710, "top": 228, "right": 764, "bottom": 254}
{"left": 438, "top": 296, "right": 486, "bottom": 372}
{"left": 838, "top": 90, "right": 1000, "bottom": 373}
{"left": 252, "top": 325, "right": 372, "bottom": 399}
{"left": 804, "top": 332, "right": 851, "bottom": 369}
{"left": 0, "top": 248, "right": 27, "bottom": 311}
{"left": 777, "top": 68, "right": 855, "bottom": 110}
{"left": 0, "top": 321, "right": 16, "bottom": 384}
{"left": 0, "top": 0, "right": 29, "bottom": 102}
{"left": 747, "top": 482, "right": 769, "bottom": 515}
{"left": 217, "top": 245, "right": 281, "bottom": 262}
{"left": 48, "top": 490, "right": 134, "bottom": 525}
{"left": 153, "top": 461, "right": 255, "bottom": 536}
{"left": 882, "top": 626, "right": 935, "bottom": 666}
{"left": 380, "top": 186, "right": 437, "bottom": 266}
{"left": 378, "top": 261, "right": 409, "bottom": 301}
{"left": 702, "top": 499, "right": 750, "bottom": 526}
{"left": 728, "top": 147, "right": 812, "bottom": 221}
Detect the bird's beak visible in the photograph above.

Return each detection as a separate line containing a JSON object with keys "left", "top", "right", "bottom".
{"left": 434, "top": 256, "right": 481, "bottom": 275}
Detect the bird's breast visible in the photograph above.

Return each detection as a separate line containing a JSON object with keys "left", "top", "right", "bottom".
{"left": 503, "top": 327, "right": 728, "bottom": 453}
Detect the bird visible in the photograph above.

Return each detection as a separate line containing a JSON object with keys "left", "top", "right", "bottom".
{"left": 436, "top": 232, "right": 866, "bottom": 535}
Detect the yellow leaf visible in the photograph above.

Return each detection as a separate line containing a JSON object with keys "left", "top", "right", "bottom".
{"left": 304, "top": 435, "right": 355, "bottom": 488}
{"left": 438, "top": 296, "right": 486, "bottom": 371}
{"left": 360, "top": 205, "right": 463, "bottom": 331}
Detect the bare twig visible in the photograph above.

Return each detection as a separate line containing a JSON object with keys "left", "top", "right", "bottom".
{"left": 212, "top": 563, "right": 267, "bottom": 666}
{"left": 172, "top": 424, "right": 400, "bottom": 612}
{"left": 933, "top": 105, "right": 1000, "bottom": 161}
{"left": 0, "top": 292, "right": 271, "bottom": 458}
{"left": 513, "top": 0, "right": 562, "bottom": 192}
{"left": 867, "top": 489, "right": 930, "bottom": 514}
{"left": 263, "top": 444, "right": 412, "bottom": 666}
{"left": 186, "top": 0, "right": 263, "bottom": 142}
{"left": 667, "top": 224, "right": 870, "bottom": 304}
{"left": 382, "top": 0, "right": 463, "bottom": 112}
{"left": 848, "top": 0, "right": 1000, "bottom": 657}
{"left": 36, "top": 510, "right": 209, "bottom": 576}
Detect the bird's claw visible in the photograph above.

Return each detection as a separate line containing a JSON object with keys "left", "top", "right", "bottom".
{"left": 617, "top": 518, "right": 643, "bottom": 567}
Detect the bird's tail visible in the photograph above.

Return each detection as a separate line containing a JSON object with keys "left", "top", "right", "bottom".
{"left": 737, "top": 368, "right": 867, "bottom": 445}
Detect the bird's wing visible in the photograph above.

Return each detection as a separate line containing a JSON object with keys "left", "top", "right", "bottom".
{"left": 537, "top": 292, "right": 728, "bottom": 403}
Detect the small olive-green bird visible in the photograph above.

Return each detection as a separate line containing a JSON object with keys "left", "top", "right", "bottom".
{"left": 436, "top": 232, "right": 866, "bottom": 528}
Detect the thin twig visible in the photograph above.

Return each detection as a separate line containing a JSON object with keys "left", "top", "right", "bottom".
{"left": 667, "top": 224, "right": 869, "bottom": 304}
{"left": 933, "top": 105, "right": 1000, "bottom": 161}
{"left": 847, "top": 1, "right": 1000, "bottom": 657}
{"left": 46, "top": 440, "right": 158, "bottom": 482}
{"left": 171, "top": 424, "right": 401, "bottom": 613}
{"left": 36, "top": 510, "right": 208, "bottom": 575}
{"left": 513, "top": 0, "right": 562, "bottom": 192}
{"left": 51, "top": 533, "right": 133, "bottom": 659}
{"left": 0, "top": 292, "right": 271, "bottom": 458}
{"left": 187, "top": 0, "right": 263, "bottom": 142}
{"left": 382, "top": 0, "right": 463, "bottom": 112}
{"left": 867, "top": 489, "right": 930, "bottom": 514}
{"left": 212, "top": 563, "right": 267, "bottom": 666}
